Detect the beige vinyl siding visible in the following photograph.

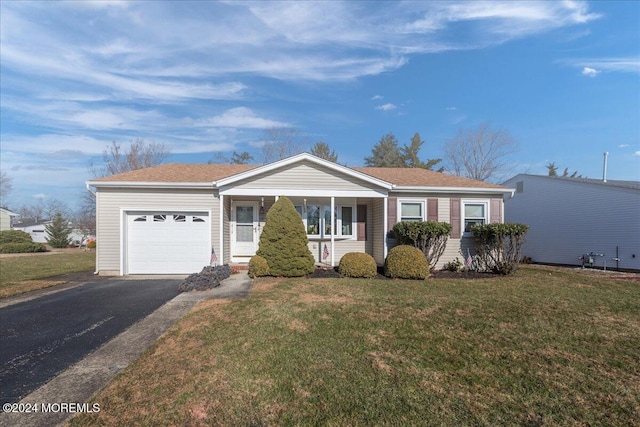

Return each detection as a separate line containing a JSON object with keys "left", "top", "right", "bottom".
{"left": 222, "top": 195, "right": 231, "bottom": 264}
{"left": 386, "top": 192, "right": 504, "bottom": 269}
{"left": 372, "top": 198, "right": 385, "bottom": 265}
{"left": 231, "top": 160, "right": 383, "bottom": 192}
{"left": 96, "top": 188, "right": 218, "bottom": 275}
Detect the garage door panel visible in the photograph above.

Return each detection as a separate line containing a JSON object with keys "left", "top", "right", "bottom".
{"left": 127, "top": 212, "right": 210, "bottom": 274}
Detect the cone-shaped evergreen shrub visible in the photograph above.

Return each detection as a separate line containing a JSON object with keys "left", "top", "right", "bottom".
{"left": 256, "top": 196, "right": 315, "bottom": 277}
{"left": 45, "top": 213, "right": 72, "bottom": 248}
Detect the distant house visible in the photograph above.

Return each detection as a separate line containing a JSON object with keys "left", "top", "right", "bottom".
{"left": 502, "top": 174, "right": 640, "bottom": 271}
{"left": 12, "top": 220, "right": 52, "bottom": 243}
{"left": 0, "top": 208, "right": 19, "bottom": 231}
{"left": 13, "top": 219, "right": 93, "bottom": 246}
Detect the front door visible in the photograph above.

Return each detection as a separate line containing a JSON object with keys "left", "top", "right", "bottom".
{"left": 232, "top": 202, "right": 259, "bottom": 258}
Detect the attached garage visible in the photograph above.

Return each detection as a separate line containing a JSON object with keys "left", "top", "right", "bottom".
{"left": 125, "top": 211, "right": 211, "bottom": 274}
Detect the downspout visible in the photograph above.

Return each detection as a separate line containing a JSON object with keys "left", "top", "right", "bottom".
{"left": 86, "top": 183, "right": 99, "bottom": 275}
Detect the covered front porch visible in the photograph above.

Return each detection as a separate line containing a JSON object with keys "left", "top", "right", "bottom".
{"left": 219, "top": 194, "right": 387, "bottom": 267}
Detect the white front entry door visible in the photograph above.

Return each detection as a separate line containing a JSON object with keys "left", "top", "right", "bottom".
{"left": 232, "top": 202, "right": 259, "bottom": 258}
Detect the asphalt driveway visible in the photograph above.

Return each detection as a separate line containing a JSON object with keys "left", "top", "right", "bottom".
{"left": 0, "top": 278, "right": 181, "bottom": 405}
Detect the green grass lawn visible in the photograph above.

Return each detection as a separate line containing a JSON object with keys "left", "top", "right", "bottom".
{"left": 0, "top": 251, "right": 96, "bottom": 298}
{"left": 72, "top": 266, "right": 639, "bottom": 426}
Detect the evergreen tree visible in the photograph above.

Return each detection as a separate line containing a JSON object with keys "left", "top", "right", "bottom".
{"left": 230, "top": 151, "right": 253, "bottom": 164}
{"left": 45, "top": 213, "right": 72, "bottom": 248}
{"left": 546, "top": 162, "right": 558, "bottom": 177}
{"left": 256, "top": 196, "right": 315, "bottom": 277}
{"left": 364, "top": 133, "right": 404, "bottom": 167}
{"left": 310, "top": 141, "right": 338, "bottom": 162}
{"left": 365, "top": 132, "right": 442, "bottom": 170}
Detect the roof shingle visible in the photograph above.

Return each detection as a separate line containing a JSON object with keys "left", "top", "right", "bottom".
{"left": 91, "top": 162, "right": 508, "bottom": 189}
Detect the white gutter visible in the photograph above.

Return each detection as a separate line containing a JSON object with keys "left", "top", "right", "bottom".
{"left": 86, "top": 181, "right": 215, "bottom": 189}
{"left": 393, "top": 186, "right": 515, "bottom": 196}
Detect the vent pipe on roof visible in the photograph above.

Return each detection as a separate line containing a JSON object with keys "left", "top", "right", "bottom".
{"left": 602, "top": 152, "right": 609, "bottom": 182}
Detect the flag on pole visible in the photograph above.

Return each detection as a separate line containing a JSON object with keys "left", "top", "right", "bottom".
{"left": 322, "top": 244, "right": 330, "bottom": 261}
{"left": 466, "top": 248, "right": 473, "bottom": 269}
{"left": 210, "top": 247, "right": 218, "bottom": 266}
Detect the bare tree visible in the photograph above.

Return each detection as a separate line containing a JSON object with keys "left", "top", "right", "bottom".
{"left": 261, "top": 127, "right": 308, "bottom": 163}
{"left": 310, "top": 141, "right": 338, "bottom": 162}
{"left": 92, "top": 138, "right": 170, "bottom": 177}
{"left": 15, "top": 198, "right": 70, "bottom": 223}
{"left": 0, "top": 171, "right": 12, "bottom": 201}
{"left": 443, "top": 124, "right": 517, "bottom": 182}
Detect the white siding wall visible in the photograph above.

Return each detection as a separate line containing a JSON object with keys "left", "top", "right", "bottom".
{"left": 503, "top": 176, "right": 640, "bottom": 270}
{"left": 96, "top": 188, "right": 218, "bottom": 275}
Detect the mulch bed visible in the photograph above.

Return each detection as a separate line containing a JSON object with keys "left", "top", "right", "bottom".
{"left": 308, "top": 266, "right": 497, "bottom": 280}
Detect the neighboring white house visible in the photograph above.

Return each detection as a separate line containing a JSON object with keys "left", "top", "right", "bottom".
{"left": 87, "top": 153, "right": 514, "bottom": 276}
{"left": 12, "top": 219, "right": 91, "bottom": 245}
{"left": 0, "top": 208, "right": 19, "bottom": 231}
{"left": 12, "top": 220, "right": 51, "bottom": 243}
{"left": 502, "top": 174, "right": 640, "bottom": 271}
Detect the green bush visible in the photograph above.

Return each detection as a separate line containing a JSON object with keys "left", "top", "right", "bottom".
{"left": 338, "top": 252, "right": 378, "bottom": 278}
{"left": 384, "top": 245, "right": 430, "bottom": 279}
{"left": 45, "top": 213, "right": 72, "bottom": 248}
{"left": 0, "top": 230, "right": 32, "bottom": 244}
{"left": 471, "top": 223, "right": 529, "bottom": 275}
{"left": 248, "top": 255, "right": 270, "bottom": 278}
{"left": 86, "top": 240, "right": 96, "bottom": 249}
{"left": 0, "top": 242, "right": 47, "bottom": 254}
{"left": 256, "top": 196, "right": 315, "bottom": 277}
{"left": 392, "top": 221, "right": 451, "bottom": 272}
{"left": 443, "top": 258, "right": 463, "bottom": 272}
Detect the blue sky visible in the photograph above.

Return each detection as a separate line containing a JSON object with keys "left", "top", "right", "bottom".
{"left": 1, "top": 0, "right": 638, "bottom": 211}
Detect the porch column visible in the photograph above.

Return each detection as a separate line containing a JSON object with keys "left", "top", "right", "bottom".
{"left": 330, "top": 196, "right": 335, "bottom": 267}
{"left": 219, "top": 194, "right": 224, "bottom": 265}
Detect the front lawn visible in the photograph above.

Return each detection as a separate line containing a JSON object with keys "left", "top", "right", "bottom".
{"left": 72, "top": 266, "right": 639, "bottom": 426}
{"left": 0, "top": 251, "right": 96, "bottom": 298}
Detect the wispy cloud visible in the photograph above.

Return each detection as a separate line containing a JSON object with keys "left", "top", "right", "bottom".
{"left": 446, "top": 106, "right": 458, "bottom": 111}
{"left": 581, "top": 67, "right": 600, "bottom": 77}
{"left": 635, "top": 151, "right": 640, "bottom": 157}
{"left": 371, "top": 95, "right": 384, "bottom": 100}
{"left": 618, "top": 144, "right": 630, "bottom": 148}
{"left": 376, "top": 103, "right": 397, "bottom": 111}
{"left": 563, "top": 57, "right": 640, "bottom": 75}
{"left": 195, "top": 107, "right": 290, "bottom": 129}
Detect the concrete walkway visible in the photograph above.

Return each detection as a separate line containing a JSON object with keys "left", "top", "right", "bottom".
{"left": 0, "top": 272, "right": 253, "bottom": 427}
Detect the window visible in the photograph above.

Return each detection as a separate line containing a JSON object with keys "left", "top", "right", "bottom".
{"left": 294, "top": 203, "right": 354, "bottom": 238}
{"left": 133, "top": 216, "right": 147, "bottom": 222}
{"left": 153, "top": 214, "right": 166, "bottom": 222}
{"left": 464, "top": 202, "right": 487, "bottom": 233}
{"left": 341, "top": 206, "right": 353, "bottom": 235}
{"left": 192, "top": 216, "right": 205, "bottom": 223}
{"left": 307, "top": 205, "right": 320, "bottom": 235}
{"left": 173, "top": 215, "right": 186, "bottom": 222}
{"left": 400, "top": 201, "right": 424, "bottom": 222}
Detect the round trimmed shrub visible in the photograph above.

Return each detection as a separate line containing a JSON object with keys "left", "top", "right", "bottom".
{"left": 86, "top": 240, "right": 96, "bottom": 249}
{"left": 338, "top": 252, "right": 377, "bottom": 278}
{"left": 384, "top": 245, "right": 430, "bottom": 279}
{"left": 0, "top": 242, "right": 47, "bottom": 254}
{"left": 0, "top": 230, "right": 32, "bottom": 244}
{"left": 248, "top": 255, "right": 270, "bottom": 278}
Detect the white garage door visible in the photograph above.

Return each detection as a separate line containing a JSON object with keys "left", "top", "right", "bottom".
{"left": 127, "top": 212, "right": 210, "bottom": 274}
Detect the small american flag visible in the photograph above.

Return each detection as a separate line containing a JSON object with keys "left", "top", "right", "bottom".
{"left": 210, "top": 247, "right": 218, "bottom": 265}
{"left": 466, "top": 249, "right": 473, "bottom": 269}
{"left": 322, "top": 244, "right": 330, "bottom": 261}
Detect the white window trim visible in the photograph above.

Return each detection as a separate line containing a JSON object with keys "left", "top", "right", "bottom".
{"left": 462, "top": 200, "right": 489, "bottom": 236}
{"left": 397, "top": 199, "right": 426, "bottom": 222}
{"left": 295, "top": 202, "right": 356, "bottom": 240}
